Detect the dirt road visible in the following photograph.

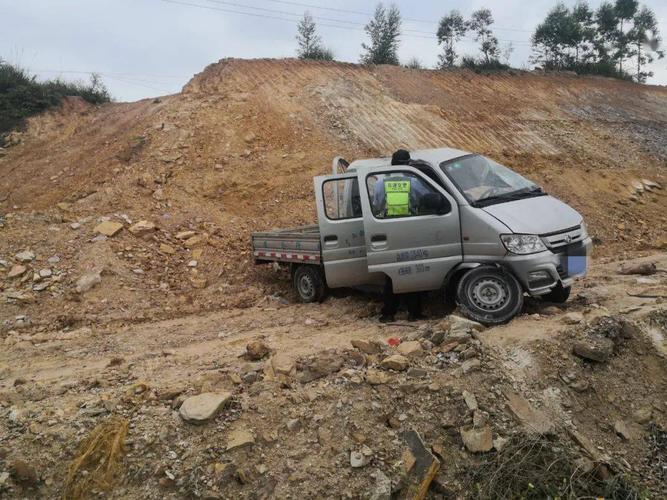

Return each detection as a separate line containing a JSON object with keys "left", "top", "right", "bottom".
{"left": 1, "top": 253, "right": 665, "bottom": 498}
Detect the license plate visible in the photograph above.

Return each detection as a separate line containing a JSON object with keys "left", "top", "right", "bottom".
{"left": 561, "top": 243, "right": 588, "bottom": 277}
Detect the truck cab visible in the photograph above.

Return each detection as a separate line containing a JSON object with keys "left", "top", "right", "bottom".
{"left": 312, "top": 147, "right": 592, "bottom": 324}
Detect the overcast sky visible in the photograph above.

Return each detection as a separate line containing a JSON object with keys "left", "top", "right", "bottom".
{"left": 3, "top": 0, "right": 666, "bottom": 101}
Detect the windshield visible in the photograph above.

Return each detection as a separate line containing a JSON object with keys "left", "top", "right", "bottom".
{"left": 440, "top": 155, "right": 541, "bottom": 206}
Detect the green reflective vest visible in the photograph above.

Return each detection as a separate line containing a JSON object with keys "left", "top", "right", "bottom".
{"left": 384, "top": 179, "right": 410, "bottom": 216}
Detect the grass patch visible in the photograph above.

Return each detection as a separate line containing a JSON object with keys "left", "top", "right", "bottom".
{"left": 0, "top": 60, "right": 111, "bottom": 136}
{"left": 63, "top": 416, "right": 129, "bottom": 499}
{"left": 463, "top": 435, "right": 641, "bottom": 499}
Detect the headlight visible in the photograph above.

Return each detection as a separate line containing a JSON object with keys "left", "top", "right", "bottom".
{"left": 500, "top": 234, "right": 547, "bottom": 254}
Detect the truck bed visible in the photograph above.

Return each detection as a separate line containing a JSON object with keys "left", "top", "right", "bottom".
{"left": 251, "top": 225, "right": 321, "bottom": 264}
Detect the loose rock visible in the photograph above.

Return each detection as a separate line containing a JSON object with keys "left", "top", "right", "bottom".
{"left": 351, "top": 338, "right": 383, "bottom": 355}
{"left": 128, "top": 220, "right": 156, "bottom": 236}
{"left": 350, "top": 450, "right": 369, "bottom": 468}
{"left": 504, "top": 390, "right": 555, "bottom": 435}
{"left": 369, "top": 469, "right": 391, "bottom": 500}
{"left": 179, "top": 392, "right": 232, "bottom": 424}
{"left": 15, "top": 250, "right": 35, "bottom": 263}
{"left": 7, "top": 265, "right": 27, "bottom": 278}
{"left": 9, "top": 458, "right": 38, "bottom": 484}
{"left": 94, "top": 221, "right": 123, "bottom": 237}
{"left": 380, "top": 354, "right": 409, "bottom": 371}
{"left": 397, "top": 340, "right": 423, "bottom": 357}
{"left": 246, "top": 340, "right": 270, "bottom": 360}
{"left": 271, "top": 353, "right": 295, "bottom": 376}
{"left": 572, "top": 337, "right": 614, "bottom": 362}
{"left": 366, "top": 369, "right": 390, "bottom": 385}
{"left": 75, "top": 271, "right": 102, "bottom": 294}
{"left": 613, "top": 420, "right": 633, "bottom": 441}
{"left": 226, "top": 428, "right": 255, "bottom": 450}
{"left": 462, "top": 391, "right": 478, "bottom": 411}
{"left": 563, "top": 312, "right": 584, "bottom": 325}
{"left": 460, "top": 425, "right": 493, "bottom": 453}
{"left": 400, "top": 430, "right": 440, "bottom": 498}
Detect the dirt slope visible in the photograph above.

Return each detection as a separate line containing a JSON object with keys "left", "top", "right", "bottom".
{"left": 0, "top": 58, "right": 666, "bottom": 328}
{"left": 0, "top": 58, "right": 666, "bottom": 498}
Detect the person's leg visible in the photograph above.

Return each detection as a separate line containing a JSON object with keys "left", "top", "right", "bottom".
{"left": 407, "top": 292, "right": 426, "bottom": 321}
{"left": 380, "top": 278, "right": 399, "bottom": 322}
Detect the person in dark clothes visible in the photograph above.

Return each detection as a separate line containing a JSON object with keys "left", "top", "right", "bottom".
{"left": 379, "top": 149, "right": 426, "bottom": 323}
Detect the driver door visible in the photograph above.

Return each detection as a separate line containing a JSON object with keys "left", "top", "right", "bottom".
{"left": 356, "top": 165, "right": 463, "bottom": 293}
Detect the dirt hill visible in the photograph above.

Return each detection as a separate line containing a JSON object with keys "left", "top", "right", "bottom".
{"left": 0, "top": 58, "right": 666, "bottom": 327}
{"left": 0, "top": 59, "right": 666, "bottom": 499}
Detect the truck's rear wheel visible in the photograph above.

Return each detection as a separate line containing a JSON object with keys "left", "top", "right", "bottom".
{"left": 293, "top": 265, "right": 327, "bottom": 303}
{"left": 456, "top": 266, "right": 523, "bottom": 326}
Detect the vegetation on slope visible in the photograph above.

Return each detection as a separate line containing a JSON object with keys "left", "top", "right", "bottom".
{"left": 0, "top": 60, "right": 111, "bottom": 135}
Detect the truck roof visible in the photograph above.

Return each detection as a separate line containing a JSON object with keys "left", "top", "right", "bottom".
{"left": 346, "top": 147, "right": 471, "bottom": 171}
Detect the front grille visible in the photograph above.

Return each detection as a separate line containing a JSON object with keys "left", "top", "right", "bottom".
{"left": 541, "top": 225, "right": 583, "bottom": 250}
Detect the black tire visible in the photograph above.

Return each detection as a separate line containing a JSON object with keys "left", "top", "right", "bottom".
{"left": 456, "top": 266, "right": 524, "bottom": 326}
{"left": 293, "top": 265, "right": 327, "bottom": 303}
{"left": 542, "top": 283, "right": 571, "bottom": 304}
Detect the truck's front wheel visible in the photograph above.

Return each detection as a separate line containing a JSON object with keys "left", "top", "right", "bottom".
{"left": 293, "top": 265, "right": 327, "bottom": 303}
{"left": 456, "top": 266, "right": 523, "bottom": 326}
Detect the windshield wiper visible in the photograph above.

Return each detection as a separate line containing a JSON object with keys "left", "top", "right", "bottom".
{"left": 474, "top": 187, "right": 546, "bottom": 207}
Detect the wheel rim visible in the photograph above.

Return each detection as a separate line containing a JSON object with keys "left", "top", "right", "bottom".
{"left": 298, "top": 274, "right": 315, "bottom": 300}
{"left": 468, "top": 276, "right": 509, "bottom": 311}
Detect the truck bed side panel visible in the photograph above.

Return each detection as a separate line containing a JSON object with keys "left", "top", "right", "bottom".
{"left": 252, "top": 225, "right": 321, "bottom": 264}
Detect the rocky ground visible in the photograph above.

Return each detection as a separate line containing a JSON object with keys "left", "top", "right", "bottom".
{"left": 0, "top": 253, "right": 666, "bottom": 498}
{"left": 0, "top": 58, "right": 666, "bottom": 498}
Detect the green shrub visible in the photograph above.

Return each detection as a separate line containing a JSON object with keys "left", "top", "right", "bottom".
{"left": 0, "top": 60, "right": 111, "bottom": 136}
{"left": 461, "top": 56, "right": 510, "bottom": 72}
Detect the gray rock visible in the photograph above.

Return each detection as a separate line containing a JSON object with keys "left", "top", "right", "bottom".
{"left": 563, "top": 312, "right": 584, "bottom": 325}
{"left": 461, "top": 358, "right": 481, "bottom": 373}
{"left": 460, "top": 425, "right": 493, "bottom": 453}
{"left": 179, "top": 392, "right": 232, "bottom": 424}
{"left": 462, "top": 390, "right": 478, "bottom": 411}
{"left": 573, "top": 337, "right": 614, "bottom": 362}
{"left": 613, "top": 420, "right": 633, "bottom": 441}
{"left": 407, "top": 367, "right": 428, "bottom": 378}
{"left": 75, "top": 271, "right": 101, "bottom": 293}
{"left": 286, "top": 418, "right": 302, "bottom": 432}
{"left": 15, "top": 250, "right": 35, "bottom": 263}
{"left": 493, "top": 436, "right": 509, "bottom": 452}
{"left": 632, "top": 407, "right": 652, "bottom": 424}
{"left": 370, "top": 469, "right": 391, "bottom": 500}
{"left": 351, "top": 338, "right": 383, "bottom": 354}
{"left": 350, "top": 450, "right": 369, "bottom": 468}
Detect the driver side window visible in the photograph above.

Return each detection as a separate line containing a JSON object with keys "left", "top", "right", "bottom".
{"left": 366, "top": 171, "right": 450, "bottom": 219}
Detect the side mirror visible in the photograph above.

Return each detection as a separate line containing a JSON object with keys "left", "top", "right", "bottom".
{"left": 420, "top": 193, "right": 451, "bottom": 215}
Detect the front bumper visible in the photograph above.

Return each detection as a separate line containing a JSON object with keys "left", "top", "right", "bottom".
{"left": 504, "top": 237, "right": 593, "bottom": 295}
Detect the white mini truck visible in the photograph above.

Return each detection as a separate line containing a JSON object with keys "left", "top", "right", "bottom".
{"left": 252, "top": 148, "right": 592, "bottom": 325}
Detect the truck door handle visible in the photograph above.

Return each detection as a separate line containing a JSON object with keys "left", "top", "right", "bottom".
{"left": 370, "top": 234, "right": 387, "bottom": 250}
{"left": 323, "top": 235, "right": 338, "bottom": 247}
